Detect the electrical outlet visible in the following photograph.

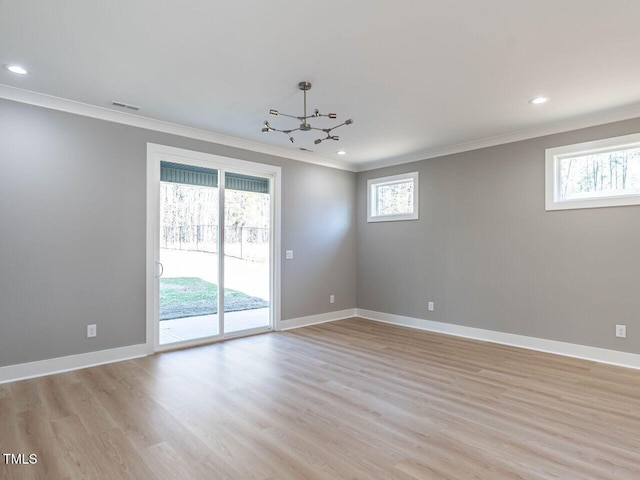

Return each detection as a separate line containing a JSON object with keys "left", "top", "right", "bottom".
{"left": 330, "top": 294, "right": 335, "bottom": 304}
{"left": 87, "top": 324, "right": 97, "bottom": 338}
{"left": 616, "top": 324, "right": 627, "bottom": 338}
{"left": 285, "top": 250, "right": 294, "bottom": 260}
{"left": 428, "top": 301, "right": 434, "bottom": 311}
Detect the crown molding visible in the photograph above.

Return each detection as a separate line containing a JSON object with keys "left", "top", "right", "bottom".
{"left": 356, "top": 103, "right": 640, "bottom": 171}
{"left": 4, "top": 84, "right": 640, "bottom": 174}
{"left": 0, "top": 84, "right": 356, "bottom": 172}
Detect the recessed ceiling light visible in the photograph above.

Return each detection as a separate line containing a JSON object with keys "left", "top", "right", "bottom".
{"left": 336, "top": 150, "right": 347, "bottom": 155}
{"left": 529, "top": 96, "right": 549, "bottom": 105}
{"left": 3, "top": 64, "right": 29, "bottom": 75}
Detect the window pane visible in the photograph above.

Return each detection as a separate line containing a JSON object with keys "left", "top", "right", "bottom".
{"left": 375, "top": 180, "right": 414, "bottom": 216}
{"left": 367, "top": 172, "right": 419, "bottom": 221}
{"left": 559, "top": 147, "right": 640, "bottom": 200}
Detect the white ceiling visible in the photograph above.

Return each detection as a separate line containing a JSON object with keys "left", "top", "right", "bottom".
{"left": 2, "top": 0, "right": 640, "bottom": 171}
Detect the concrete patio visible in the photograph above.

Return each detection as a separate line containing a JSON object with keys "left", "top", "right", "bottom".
{"left": 159, "top": 248, "right": 270, "bottom": 344}
{"left": 160, "top": 307, "right": 270, "bottom": 344}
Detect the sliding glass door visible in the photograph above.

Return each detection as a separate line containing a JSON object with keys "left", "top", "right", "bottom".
{"left": 158, "top": 162, "right": 221, "bottom": 345}
{"left": 148, "top": 146, "right": 277, "bottom": 349}
{"left": 223, "top": 174, "right": 271, "bottom": 333}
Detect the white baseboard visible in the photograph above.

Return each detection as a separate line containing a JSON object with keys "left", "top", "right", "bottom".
{"left": 278, "top": 308, "right": 357, "bottom": 331}
{"left": 356, "top": 309, "right": 640, "bottom": 370}
{"left": 1, "top": 308, "right": 357, "bottom": 383}
{"left": 6, "top": 308, "right": 636, "bottom": 383}
{"left": 0, "top": 344, "right": 149, "bottom": 384}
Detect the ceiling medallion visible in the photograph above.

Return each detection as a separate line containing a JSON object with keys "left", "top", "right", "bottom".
{"left": 262, "top": 81, "right": 353, "bottom": 145}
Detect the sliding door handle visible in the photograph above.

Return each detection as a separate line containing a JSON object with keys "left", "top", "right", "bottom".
{"left": 156, "top": 262, "right": 164, "bottom": 278}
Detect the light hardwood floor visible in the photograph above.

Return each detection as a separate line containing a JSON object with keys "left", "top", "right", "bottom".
{"left": 1, "top": 318, "right": 640, "bottom": 479}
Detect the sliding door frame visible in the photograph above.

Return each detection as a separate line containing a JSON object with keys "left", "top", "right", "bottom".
{"left": 146, "top": 143, "right": 281, "bottom": 353}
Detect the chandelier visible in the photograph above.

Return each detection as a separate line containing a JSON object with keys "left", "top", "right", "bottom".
{"left": 262, "top": 81, "right": 353, "bottom": 145}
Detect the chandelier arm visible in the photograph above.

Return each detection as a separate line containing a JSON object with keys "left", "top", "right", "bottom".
{"left": 313, "top": 131, "right": 339, "bottom": 144}
{"left": 308, "top": 122, "right": 348, "bottom": 134}
{"left": 274, "top": 129, "right": 296, "bottom": 143}
{"left": 266, "top": 125, "right": 301, "bottom": 134}
{"left": 273, "top": 112, "right": 300, "bottom": 120}
{"left": 328, "top": 121, "right": 350, "bottom": 131}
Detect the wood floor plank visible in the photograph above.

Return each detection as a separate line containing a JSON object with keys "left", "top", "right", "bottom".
{"left": 13, "top": 407, "right": 69, "bottom": 480}
{"left": 8, "top": 379, "right": 42, "bottom": 414}
{"left": 2, "top": 317, "right": 640, "bottom": 479}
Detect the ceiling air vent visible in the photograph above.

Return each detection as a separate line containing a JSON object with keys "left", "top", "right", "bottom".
{"left": 111, "top": 101, "right": 141, "bottom": 112}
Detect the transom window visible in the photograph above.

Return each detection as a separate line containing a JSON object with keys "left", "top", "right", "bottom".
{"left": 545, "top": 133, "right": 640, "bottom": 211}
{"left": 367, "top": 172, "right": 419, "bottom": 222}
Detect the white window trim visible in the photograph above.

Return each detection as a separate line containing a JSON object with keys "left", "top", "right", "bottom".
{"left": 367, "top": 171, "right": 419, "bottom": 222}
{"left": 545, "top": 132, "right": 640, "bottom": 211}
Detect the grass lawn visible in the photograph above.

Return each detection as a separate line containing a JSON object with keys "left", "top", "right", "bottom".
{"left": 159, "top": 277, "right": 268, "bottom": 320}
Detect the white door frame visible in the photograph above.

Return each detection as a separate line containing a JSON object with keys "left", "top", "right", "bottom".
{"left": 146, "top": 143, "right": 282, "bottom": 353}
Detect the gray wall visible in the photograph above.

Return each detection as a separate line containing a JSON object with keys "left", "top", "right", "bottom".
{"left": 0, "top": 99, "right": 357, "bottom": 367}
{"left": 3, "top": 94, "right": 638, "bottom": 368}
{"left": 357, "top": 118, "right": 640, "bottom": 354}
